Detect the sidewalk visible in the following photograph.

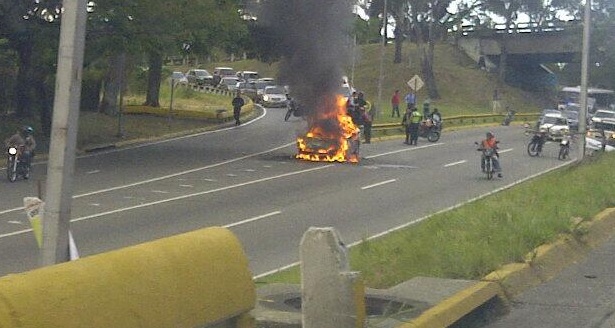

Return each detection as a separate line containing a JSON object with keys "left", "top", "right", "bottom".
{"left": 485, "top": 235, "right": 615, "bottom": 328}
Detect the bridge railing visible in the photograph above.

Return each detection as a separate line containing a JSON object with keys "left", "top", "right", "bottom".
{"left": 458, "top": 20, "right": 581, "bottom": 37}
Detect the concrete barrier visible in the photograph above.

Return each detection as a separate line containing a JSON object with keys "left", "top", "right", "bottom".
{"left": 0, "top": 227, "right": 255, "bottom": 328}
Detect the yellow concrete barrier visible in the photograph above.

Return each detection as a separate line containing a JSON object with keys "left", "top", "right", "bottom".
{"left": 0, "top": 227, "right": 255, "bottom": 328}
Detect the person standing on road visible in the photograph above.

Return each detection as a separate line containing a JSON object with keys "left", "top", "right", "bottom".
{"left": 402, "top": 107, "right": 412, "bottom": 145}
{"left": 232, "top": 91, "right": 245, "bottom": 126}
{"left": 213, "top": 71, "right": 221, "bottom": 88}
{"left": 391, "top": 89, "right": 401, "bottom": 117}
{"left": 408, "top": 107, "right": 423, "bottom": 145}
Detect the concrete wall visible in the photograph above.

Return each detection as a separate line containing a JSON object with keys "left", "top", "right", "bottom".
{"left": 0, "top": 227, "right": 255, "bottom": 328}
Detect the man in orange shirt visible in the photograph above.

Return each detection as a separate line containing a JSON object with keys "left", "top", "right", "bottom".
{"left": 480, "top": 131, "right": 502, "bottom": 178}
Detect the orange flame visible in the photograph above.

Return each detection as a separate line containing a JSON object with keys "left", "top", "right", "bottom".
{"left": 296, "top": 95, "right": 359, "bottom": 163}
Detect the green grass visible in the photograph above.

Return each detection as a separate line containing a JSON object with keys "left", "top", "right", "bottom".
{"left": 256, "top": 154, "right": 615, "bottom": 288}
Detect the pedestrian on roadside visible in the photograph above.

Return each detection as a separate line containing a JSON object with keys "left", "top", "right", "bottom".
{"left": 422, "top": 99, "right": 431, "bottom": 119}
{"left": 213, "top": 71, "right": 221, "bottom": 88}
{"left": 404, "top": 90, "right": 416, "bottom": 110}
{"left": 391, "top": 90, "right": 401, "bottom": 117}
{"left": 492, "top": 88, "right": 502, "bottom": 114}
{"left": 232, "top": 91, "right": 245, "bottom": 126}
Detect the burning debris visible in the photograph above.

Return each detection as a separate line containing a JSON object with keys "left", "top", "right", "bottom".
{"left": 296, "top": 95, "right": 360, "bottom": 163}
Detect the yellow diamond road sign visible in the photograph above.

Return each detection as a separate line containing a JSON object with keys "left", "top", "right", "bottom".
{"left": 407, "top": 75, "right": 424, "bottom": 91}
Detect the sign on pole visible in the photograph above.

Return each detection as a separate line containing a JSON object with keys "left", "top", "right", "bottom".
{"left": 407, "top": 75, "right": 424, "bottom": 91}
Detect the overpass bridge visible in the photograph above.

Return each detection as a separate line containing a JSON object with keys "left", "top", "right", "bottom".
{"left": 454, "top": 21, "right": 583, "bottom": 90}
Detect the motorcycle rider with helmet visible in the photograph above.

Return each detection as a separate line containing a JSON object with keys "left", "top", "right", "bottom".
{"left": 480, "top": 131, "right": 502, "bottom": 178}
{"left": 5, "top": 126, "right": 36, "bottom": 166}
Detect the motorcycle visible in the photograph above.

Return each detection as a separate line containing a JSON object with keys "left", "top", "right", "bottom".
{"left": 6, "top": 146, "right": 31, "bottom": 182}
{"left": 475, "top": 142, "right": 498, "bottom": 180}
{"left": 558, "top": 135, "right": 571, "bottom": 160}
{"left": 418, "top": 119, "right": 441, "bottom": 142}
{"left": 284, "top": 99, "right": 303, "bottom": 121}
{"left": 527, "top": 128, "right": 548, "bottom": 157}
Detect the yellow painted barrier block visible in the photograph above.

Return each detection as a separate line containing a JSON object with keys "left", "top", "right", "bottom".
{"left": 0, "top": 227, "right": 255, "bottom": 328}
{"left": 398, "top": 281, "right": 502, "bottom": 328}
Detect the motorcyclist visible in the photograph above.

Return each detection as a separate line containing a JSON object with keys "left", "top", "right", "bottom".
{"left": 479, "top": 131, "right": 502, "bottom": 178}
{"left": 284, "top": 94, "right": 297, "bottom": 121}
{"left": 5, "top": 126, "right": 36, "bottom": 166}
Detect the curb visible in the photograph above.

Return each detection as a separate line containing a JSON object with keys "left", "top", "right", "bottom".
{"left": 400, "top": 208, "right": 615, "bottom": 328}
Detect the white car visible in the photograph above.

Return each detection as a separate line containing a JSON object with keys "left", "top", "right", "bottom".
{"left": 590, "top": 110, "right": 615, "bottom": 125}
{"left": 539, "top": 113, "right": 569, "bottom": 140}
{"left": 218, "top": 76, "right": 241, "bottom": 91}
{"left": 260, "top": 85, "right": 287, "bottom": 108}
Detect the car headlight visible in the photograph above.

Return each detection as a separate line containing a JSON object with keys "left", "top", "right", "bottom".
{"left": 8, "top": 147, "right": 17, "bottom": 155}
{"left": 263, "top": 95, "right": 270, "bottom": 101}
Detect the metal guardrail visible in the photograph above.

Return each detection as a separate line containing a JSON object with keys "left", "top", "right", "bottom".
{"left": 372, "top": 113, "right": 540, "bottom": 136}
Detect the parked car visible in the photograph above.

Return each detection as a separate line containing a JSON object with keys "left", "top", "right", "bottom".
{"left": 539, "top": 112, "right": 570, "bottom": 140}
{"left": 259, "top": 85, "right": 287, "bottom": 107}
{"left": 218, "top": 76, "right": 241, "bottom": 91}
{"left": 186, "top": 69, "right": 213, "bottom": 86}
{"left": 236, "top": 71, "right": 259, "bottom": 82}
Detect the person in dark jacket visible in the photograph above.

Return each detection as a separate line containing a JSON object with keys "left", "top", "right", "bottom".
{"left": 232, "top": 91, "right": 245, "bottom": 126}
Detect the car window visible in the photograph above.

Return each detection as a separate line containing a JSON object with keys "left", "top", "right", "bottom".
{"left": 195, "top": 70, "right": 210, "bottom": 77}
{"left": 543, "top": 116, "right": 564, "bottom": 125}
{"left": 594, "top": 111, "right": 615, "bottom": 118}
{"left": 265, "top": 87, "right": 286, "bottom": 94}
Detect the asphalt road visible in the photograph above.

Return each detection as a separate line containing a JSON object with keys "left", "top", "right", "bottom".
{"left": 0, "top": 107, "right": 575, "bottom": 278}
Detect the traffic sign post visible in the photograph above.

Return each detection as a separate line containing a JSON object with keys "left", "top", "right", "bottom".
{"left": 407, "top": 75, "right": 424, "bottom": 108}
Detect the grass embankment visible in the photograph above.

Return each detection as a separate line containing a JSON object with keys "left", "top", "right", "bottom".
{"left": 2, "top": 42, "right": 548, "bottom": 149}
{"left": 256, "top": 153, "right": 615, "bottom": 288}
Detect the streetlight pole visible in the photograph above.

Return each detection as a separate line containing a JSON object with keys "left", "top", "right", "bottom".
{"left": 41, "top": 0, "right": 87, "bottom": 266}
{"left": 376, "top": 0, "right": 387, "bottom": 118}
{"left": 578, "top": 0, "right": 591, "bottom": 160}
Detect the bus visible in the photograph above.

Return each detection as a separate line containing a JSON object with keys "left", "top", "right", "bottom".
{"left": 557, "top": 86, "right": 615, "bottom": 113}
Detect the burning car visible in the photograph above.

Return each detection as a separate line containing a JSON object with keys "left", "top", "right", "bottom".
{"left": 296, "top": 95, "right": 360, "bottom": 163}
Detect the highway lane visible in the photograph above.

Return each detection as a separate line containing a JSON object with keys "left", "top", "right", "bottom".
{"left": 0, "top": 107, "right": 576, "bottom": 277}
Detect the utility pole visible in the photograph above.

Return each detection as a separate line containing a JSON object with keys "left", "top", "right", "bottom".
{"left": 376, "top": 0, "right": 387, "bottom": 118}
{"left": 578, "top": 0, "right": 591, "bottom": 160}
{"left": 41, "top": 0, "right": 88, "bottom": 266}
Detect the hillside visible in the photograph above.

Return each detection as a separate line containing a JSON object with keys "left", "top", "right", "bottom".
{"left": 197, "top": 41, "right": 552, "bottom": 123}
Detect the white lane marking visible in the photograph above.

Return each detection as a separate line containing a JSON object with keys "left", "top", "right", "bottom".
{"left": 179, "top": 184, "right": 193, "bottom": 188}
{"left": 1, "top": 166, "right": 332, "bottom": 240}
{"left": 499, "top": 148, "right": 514, "bottom": 154}
{"left": 373, "top": 164, "right": 417, "bottom": 169}
{"left": 151, "top": 190, "right": 169, "bottom": 194}
{"left": 224, "top": 211, "right": 281, "bottom": 228}
{"left": 68, "top": 165, "right": 333, "bottom": 224}
{"left": 90, "top": 203, "right": 101, "bottom": 207}
{"left": 361, "top": 179, "right": 397, "bottom": 190}
{"left": 444, "top": 160, "right": 467, "bottom": 167}
{"left": 243, "top": 169, "right": 256, "bottom": 172}
{"left": 227, "top": 174, "right": 238, "bottom": 177}
{"left": 364, "top": 143, "right": 444, "bottom": 159}
{"left": 86, "top": 170, "right": 100, "bottom": 174}
{"left": 8, "top": 221, "right": 22, "bottom": 225}
{"left": 0, "top": 142, "right": 295, "bottom": 216}
{"left": 203, "top": 178, "right": 217, "bottom": 182}
{"left": 252, "top": 159, "right": 577, "bottom": 280}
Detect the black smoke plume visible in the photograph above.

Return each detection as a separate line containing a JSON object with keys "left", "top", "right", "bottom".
{"left": 256, "top": 0, "right": 355, "bottom": 121}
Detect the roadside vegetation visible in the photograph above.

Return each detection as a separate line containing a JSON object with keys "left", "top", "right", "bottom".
{"left": 256, "top": 153, "right": 615, "bottom": 288}
{"left": 1, "top": 42, "right": 549, "bottom": 152}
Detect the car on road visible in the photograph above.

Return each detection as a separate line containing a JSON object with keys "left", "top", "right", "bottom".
{"left": 238, "top": 79, "right": 276, "bottom": 101}
{"left": 562, "top": 109, "right": 579, "bottom": 131}
{"left": 236, "top": 71, "right": 259, "bottom": 82}
{"left": 218, "top": 76, "right": 241, "bottom": 92}
{"left": 539, "top": 112, "right": 569, "bottom": 140}
{"left": 171, "top": 71, "right": 189, "bottom": 85}
{"left": 259, "top": 85, "right": 287, "bottom": 107}
{"left": 186, "top": 69, "right": 213, "bottom": 86}
{"left": 213, "top": 67, "right": 236, "bottom": 78}
{"left": 590, "top": 110, "right": 615, "bottom": 125}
